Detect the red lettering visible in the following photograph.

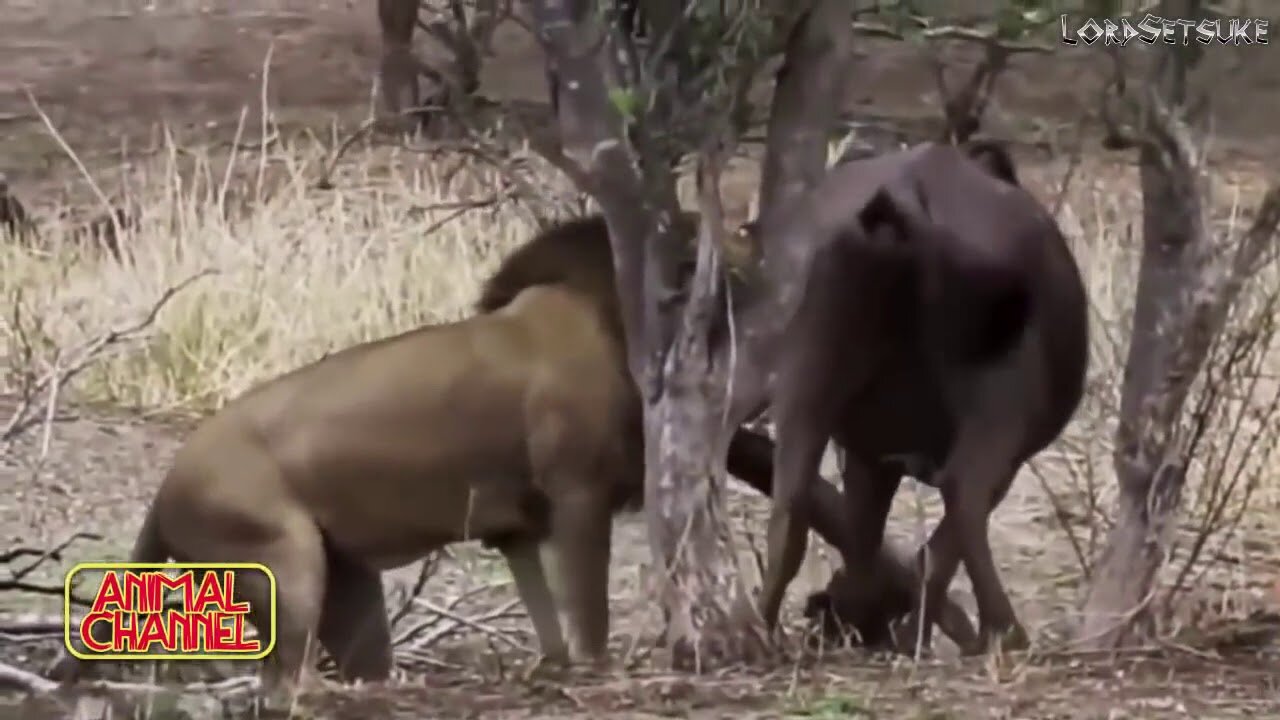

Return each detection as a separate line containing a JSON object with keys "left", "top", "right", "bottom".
{"left": 122, "top": 573, "right": 146, "bottom": 612}
{"left": 80, "top": 612, "right": 113, "bottom": 652}
{"left": 184, "top": 612, "right": 215, "bottom": 652}
{"left": 143, "top": 572, "right": 159, "bottom": 613}
{"left": 113, "top": 613, "right": 141, "bottom": 653}
{"left": 135, "top": 612, "right": 170, "bottom": 651}
{"left": 219, "top": 572, "right": 250, "bottom": 613}
{"left": 209, "top": 613, "right": 258, "bottom": 652}
{"left": 154, "top": 572, "right": 191, "bottom": 612}
{"left": 78, "top": 568, "right": 266, "bottom": 657}
{"left": 89, "top": 573, "right": 124, "bottom": 614}
{"left": 192, "top": 572, "right": 224, "bottom": 613}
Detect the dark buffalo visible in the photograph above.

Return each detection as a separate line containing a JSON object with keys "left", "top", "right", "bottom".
{"left": 733, "top": 141, "right": 1088, "bottom": 655}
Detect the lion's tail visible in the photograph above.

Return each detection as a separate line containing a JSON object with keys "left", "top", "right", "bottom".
{"left": 126, "top": 501, "right": 169, "bottom": 564}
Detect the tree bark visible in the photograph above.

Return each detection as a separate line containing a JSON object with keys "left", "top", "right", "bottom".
{"left": 527, "top": 0, "right": 855, "bottom": 667}
{"left": 377, "top": 0, "right": 422, "bottom": 124}
{"left": 756, "top": 0, "right": 852, "bottom": 229}
{"left": 1079, "top": 0, "right": 1280, "bottom": 648}
{"left": 745, "top": 0, "right": 854, "bottom": 367}
{"left": 528, "top": 0, "right": 753, "bottom": 668}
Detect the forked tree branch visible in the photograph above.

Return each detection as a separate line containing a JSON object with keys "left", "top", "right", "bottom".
{"left": 748, "top": 0, "right": 854, "bottom": 353}
{"left": 1111, "top": 92, "right": 1280, "bottom": 472}
{"left": 1081, "top": 0, "right": 1280, "bottom": 648}
{"left": 526, "top": 0, "right": 679, "bottom": 388}
{"left": 851, "top": 16, "right": 1053, "bottom": 144}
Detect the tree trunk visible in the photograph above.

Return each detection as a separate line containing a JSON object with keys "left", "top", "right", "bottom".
{"left": 1079, "top": 0, "right": 1280, "bottom": 649}
{"left": 376, "top": 0, "right": 422, "bottom": 124}
{"left": 756, "top": 0, "right": 853, "bottom": 229}
{"left": 528, "top": 0, "right": 751, "bottom": 668}
{"left": 528, "top": 0, "right": 852, "bottom": 667}
{"left": 642, "top": 157, "right": 770, "bottom": 669}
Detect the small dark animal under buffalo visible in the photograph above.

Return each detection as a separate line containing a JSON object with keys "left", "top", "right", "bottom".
{"left": 738, "top": 141, "right": 1088, "bottom": 655}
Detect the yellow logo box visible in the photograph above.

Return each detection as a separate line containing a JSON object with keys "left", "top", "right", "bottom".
{"left": 65, "top": 562, "right": 276, "bottom": 661}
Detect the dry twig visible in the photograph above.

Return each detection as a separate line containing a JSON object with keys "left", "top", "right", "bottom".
{"left": 851, "top": 18, "right": 1052, "bottom": 143}
{"left": 1, "top": 532, "right": 102, "bottom": 605}
{"left": 1, "top": 271, "right": 215, "bottom": 443}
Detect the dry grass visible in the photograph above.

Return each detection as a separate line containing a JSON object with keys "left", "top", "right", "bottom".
{"left": 0, "top": 131, "right": 585, "bottom": 415}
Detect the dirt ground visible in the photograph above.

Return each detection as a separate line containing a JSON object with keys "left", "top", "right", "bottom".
{"left": 2, "top": 2, "right": 1279, "bottom": 718}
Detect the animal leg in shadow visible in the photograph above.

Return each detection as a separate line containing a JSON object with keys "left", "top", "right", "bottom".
{"left": 548, "top": 484, "right": 613, "bottom": 663}
{"left": 501, "top": 539, "right": 571, "bottom": 665}
{"left": 901, "top": 442, "right": 1024, "bottom": 655}
{"left": 317, "top": 548, "right": 392, "bottom": 682}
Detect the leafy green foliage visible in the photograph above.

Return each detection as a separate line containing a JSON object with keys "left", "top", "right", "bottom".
{"left": 608, "top": 87, "right": 641, "bottom": 125}
{"left": 604, "top": 0, "right": 776, "bottom": 160}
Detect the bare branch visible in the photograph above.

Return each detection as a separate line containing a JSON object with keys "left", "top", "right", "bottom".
{"left": 0, "top": 662, "right": 57, "bottom": 694}
{"left": 2, "top": 271, "right": 215, "bottom": 442}
{"left": 851, "top": 19, "right": 1054, "bottom": 52}
{"left": 1, "top": 532, "right": 102, "bottom": 575}
{"left": 527, "top": 0, "right": 675, "bottom": 382}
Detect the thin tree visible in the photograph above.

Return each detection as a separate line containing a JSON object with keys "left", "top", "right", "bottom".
{"left": 525, "top": 0, "right": 852, "bottom": 667}
{"left": 1079, "top": 0, "right": 1280, "bottom": 647}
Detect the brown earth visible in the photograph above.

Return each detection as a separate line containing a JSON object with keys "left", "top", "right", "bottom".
{"left": 2, "top": 2, "right": 1279, "bottom": 718}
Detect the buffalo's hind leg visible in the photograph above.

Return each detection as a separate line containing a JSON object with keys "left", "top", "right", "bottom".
{"left": 831, "top": 459, "right": 903, "bottom": 645}
{"left": 899, "top": 430, "right": 1025, "bottom": 656}
{"left": 317, "top": 547, "right": 392, "bottom": 683}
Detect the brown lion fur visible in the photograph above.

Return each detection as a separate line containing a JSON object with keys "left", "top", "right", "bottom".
{"left": 49, "top": 217, "right": 653, "bottom": 705}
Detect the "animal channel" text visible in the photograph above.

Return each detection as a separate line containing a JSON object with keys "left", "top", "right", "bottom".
{"left": 65, "top": 563, "right": 275, "bottom": 660}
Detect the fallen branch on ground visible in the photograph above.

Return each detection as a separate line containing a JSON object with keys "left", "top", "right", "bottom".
{"left": 851, "top": 19, "right": 1054, "bottom": 52}
{"left": 412, "top": 597, "right": 529, "bottom": 652}
{"left": 313, "top": 104, "right": 446, "bottom": 190}
{"left": 390, "top": 580, "right": 518, "bottom": 648}
{"left": 1, "top": 532, "right": 102, "bottom": 604}
{"left": 0, "top": 617, "right": 64, "bottom": 639}
{"left": 0, "top": 661, "right": 57, "bottom": 694}
{"left": 387, "top": 554, "right": 438, "bottom": 632}
{"left": 0, "top": 660, "right": 259, "bottom": 696}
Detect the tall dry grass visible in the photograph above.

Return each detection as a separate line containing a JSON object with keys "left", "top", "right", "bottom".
{"left": 1, "top": 131, "right": 582, "bottom": 416}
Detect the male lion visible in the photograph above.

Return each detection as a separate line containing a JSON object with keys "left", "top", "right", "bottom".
{"left": 50, "top": 217, "right": 647, "bottom": 702}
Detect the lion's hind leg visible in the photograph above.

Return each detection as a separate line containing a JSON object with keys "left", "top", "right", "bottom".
{"left": 317, "top": 545, "right": 392, "bottom": 683}
{"left": 163, "top": 502, "right": 328, "bottom": 708}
